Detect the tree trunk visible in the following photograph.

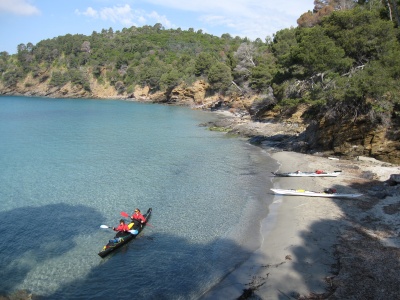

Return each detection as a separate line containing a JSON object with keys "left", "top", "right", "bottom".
{"left": 390, "top": 0, "right": 400, "bottom": 27}
{"left": 231, "top": 80, "right": 243, "bottom": 92}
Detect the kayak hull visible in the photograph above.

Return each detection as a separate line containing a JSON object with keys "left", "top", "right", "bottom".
{"left": 272, "top": 171, "right": 341, "bottom": 177}
{"left": 98, "top": 208, "right": 152, "bottom": 258}
{"left": 271, "top": 188, "right": 362, "bottom": 198}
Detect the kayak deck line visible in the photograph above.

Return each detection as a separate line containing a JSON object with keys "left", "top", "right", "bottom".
{"left": 270, "top": 188, "right": 363, "bottom": 199}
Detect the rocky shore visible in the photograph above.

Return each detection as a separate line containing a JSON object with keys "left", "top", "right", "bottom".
{"left": 203, "top": 110, "right": 400, "bottom": 299}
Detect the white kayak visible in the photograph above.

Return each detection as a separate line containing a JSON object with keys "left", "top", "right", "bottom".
{"left": 270, "top": 188, "right": 363, "bottom": 198}
{"left": 272, "top": 170, "right": 342, "bottom": 177}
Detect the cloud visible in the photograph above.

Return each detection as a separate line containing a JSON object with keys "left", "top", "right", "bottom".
{"left": 143, "top": 0, "right": 311, "bottom": 39}
{"left": 99, "top": 4, "right": 134, "bottom": 24}
{"left": 144, "top": 0, "right": 306, "bottom": 16}
{"left": 75, "top": 4, "right": 173, "bottom": 28}
{"left": 199, "top": 9, "right": 295, "bottom": 39}
{"left": 0, "top": 0, "right": 40, "bottom": 15}
{"left": 75, "top": 4, "right": 134, "bottom": 25}
{"left": 146, "top": 11, "right": 174, "bottom": 28}
{"left": 74, "top": 0, "right": 312, "bottom": 40}
{"left": 79, "top": 7, "right": 98, "bottom": 18}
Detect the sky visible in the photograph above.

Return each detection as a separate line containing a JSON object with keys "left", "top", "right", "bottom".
{"left": 0, "top": 0, "right": 314, "bottom": 54}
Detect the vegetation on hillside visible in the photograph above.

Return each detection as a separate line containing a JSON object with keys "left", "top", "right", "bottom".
{"left": 1, "top": 0, "right": 400, "bottom": 128}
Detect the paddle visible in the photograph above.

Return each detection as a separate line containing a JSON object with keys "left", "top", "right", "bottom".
{"left": 120, "top": 211, "right": 154, "bottom": 227}
{"left": 100, "top": 224, "right": 138, "bottom": 235}
{"left": 120, "top": 211, "right": 130, "bottom": 218}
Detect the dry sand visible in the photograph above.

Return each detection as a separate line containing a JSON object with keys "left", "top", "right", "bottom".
{"left": 202, "top": 149, "right": 400, "bottom": 299}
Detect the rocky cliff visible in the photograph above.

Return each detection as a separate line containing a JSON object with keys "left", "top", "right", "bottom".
{"left": 310, "top": 117, "right": 400, "bottom": 164}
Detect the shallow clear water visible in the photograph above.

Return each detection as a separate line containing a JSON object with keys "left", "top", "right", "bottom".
{"left": 0, "top": 96, "right": 278, "bottom": 299}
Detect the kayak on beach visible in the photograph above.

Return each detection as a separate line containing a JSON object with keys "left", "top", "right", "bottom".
{"left": 98, "top": 208, "right": 152, "bottom": 258}
{"left": 272, "top": 170, "right": 342, "bottom": 177}
{"left": 270, "top": 188, "right": 362, "bottom": 198}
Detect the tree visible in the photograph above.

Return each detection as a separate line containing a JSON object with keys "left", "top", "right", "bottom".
{"left": 207, "top": 62, "right": 232, "bottom": 91}
{"left": 3, "top": 69, "right": 24, "bottom": 87}
{"left": 49, "top": 71, "right": 69, "bottom": 87}
{"left": 16, "top": 43, "right": 34, "bottom": 73}
{"left": 26, "top": 42, "right": 34, "bottom": 52}
{"left": 322, "top": 59, "right": 399, "bottom": 125}
{"left": 233, "top": 42, "right": 257, "bottom": 81}
{"left": 0, "top": 51, "right": 9, "bottom": 59}
{"left": 322, "top": 7, "right": 398, "bottom": 63}
{"left": 160, "top": 69, "right": 181, "bottom": 90}
{"left": 234, "top": 43, "right": 256, "bottom": 67}
{"left": 194, "top": 52, "right": 215, "bottom": 76}
{"left": 384, "top": 0, "right": 400, "bottom": 27}
{"left": 137, "top": 64, "right": 165, "bottom": 89}
{"left": 81, "top": 41, "right": 91, "bottom": 53}
{"left": 153, "top": 23, "right": 164, "bottom": 32}
{"left": 271, "top": 28, "right": 297, "bottom": 67}
{"left": 115, "top": 81, "right": 125, "bottom": 94}
{"left": 314, "top": 0, "right": 356, "bottom": 11}
{"left": 298, "top": 0, "right": 358, "bottom": 28}
{"left": 250, "top": 53, "right": 277, "bottom": 91}
{"left": 293, "top": 26, "right": 354, "bottom": 75}
{"left": 17, "top": 43, "right": 26, "bottom": 53}
{"left": 221, "top": 33, "right": 232, "bottom": 40}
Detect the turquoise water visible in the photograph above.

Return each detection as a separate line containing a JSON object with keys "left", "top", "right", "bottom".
{"left": 0, "top": 96, "right": 277, "bottom": 299}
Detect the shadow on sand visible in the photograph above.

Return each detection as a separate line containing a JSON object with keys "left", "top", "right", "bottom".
{"left": 272, "top": 178, "right": 399, "bottom": 299}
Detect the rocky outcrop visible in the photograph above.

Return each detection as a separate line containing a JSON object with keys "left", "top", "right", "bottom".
{"left": 1, "top": 72, "right": 118, "bottom": 99}
{"left": 305, "top": 117, "right": 400, "bottom": 164}
{"left": 132, "top": 85, "right": 150, "bottom": 100}
{"left": 168, "top": 80, "right": 209, "bottom": 106}
{"left": 208, "top": 105, "right": 400, "bottom": 165}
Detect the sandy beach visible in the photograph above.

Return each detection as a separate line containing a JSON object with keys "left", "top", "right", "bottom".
{"left": 202, "top": 130, "right": 400, "bottom": 299}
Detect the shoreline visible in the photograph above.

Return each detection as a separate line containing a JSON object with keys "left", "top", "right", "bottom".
{"left": 202, "top": 151, "right": 345, "bottom": 299}
{"left": 202, "top": 112, "right": 400, "bottom": 299}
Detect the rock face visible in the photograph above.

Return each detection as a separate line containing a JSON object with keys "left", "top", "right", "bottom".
{"left": 306, "top": 117, "right": 400, "bottom": 164}
{"left": 169, "top": 80, "right": 209, "bottom": 105}
{"left": 389, "top": 174, "right": 400, "bottom": 184}
{"left": 1, "top": 72, "right": 120, "bottom": 99}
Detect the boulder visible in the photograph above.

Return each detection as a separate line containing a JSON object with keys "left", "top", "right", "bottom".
{"left": 389, "top": 174, "right": 400, "bottom": 184}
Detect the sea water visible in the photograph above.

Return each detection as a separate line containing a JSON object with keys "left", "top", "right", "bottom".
{"left": 0, "top": 96, "right": 278, "bottom": 299}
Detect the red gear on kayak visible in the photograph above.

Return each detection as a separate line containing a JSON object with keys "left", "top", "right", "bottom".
{"left": 113, "top": 220, "right": 130, "bottom": 232}
{"left": 131, "top": 208, "right": 146, "bottom": 223}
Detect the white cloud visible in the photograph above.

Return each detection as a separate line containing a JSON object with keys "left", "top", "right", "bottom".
{"left": 99, "top": 4, "right": 133, "bottom": 23}
{"left": 147, "top": 11, "right": 173, "bottom": 28}
{"left": 143, "top": 0, "right": 313, "bottom": 38}
{"left": 137, "top": 15, "right": 146, "bottom": 23}
{"left": 74, "top": 0, "right": 312, "bottom": 39}
{"left": 81, "top": 7, "right": 98, "bottom": 18}
{"left": 0, "top": 0, "right": 40, "bottom": 15}
{"left": 144, "top": 0, "right": 310, "bottom": 16}
{"left": 75, "top": 4, "right": 136, "bottom": 26}
{"left": 76, "top": 4, "right": 173, "bottom": 28}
